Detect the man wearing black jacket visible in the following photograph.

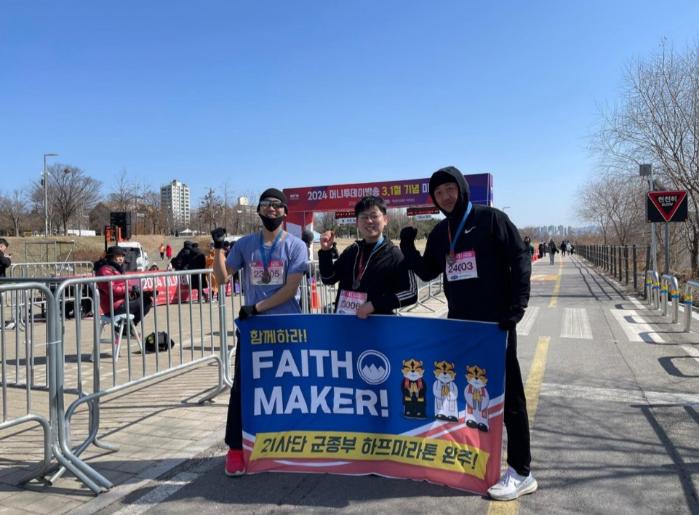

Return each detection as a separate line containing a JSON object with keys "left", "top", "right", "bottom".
{"left": 319, "top": 196, "right": 417, "bottom": 317}
{"left": 400, "top": 166, "right": 536, "bottom": 501}
{"left": 0, "top": 238, "right": 10, "bottom": 278}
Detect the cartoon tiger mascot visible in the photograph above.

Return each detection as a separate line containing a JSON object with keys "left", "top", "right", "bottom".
{"left": 432, "top": 361, "right": 458, "bottom": 422}
{"left": 464, "top": 365, "right": 490, "bottom": 432}
{"left": 401, "top": 358, "right": 426, "bottom": 419}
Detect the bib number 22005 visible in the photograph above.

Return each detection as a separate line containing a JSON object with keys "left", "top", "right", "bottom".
{"left": 446, "top": 250, "right": 478, "bottom": 282}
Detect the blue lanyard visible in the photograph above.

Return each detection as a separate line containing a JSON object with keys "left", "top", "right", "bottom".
{"left": 448, "top": 201, "right": 473, "bottom": 258}
{"left": 365, "top": 235, "right": 385, "bottom": 261}
{"left": 259, "top": 230, "right": 284, "bottom": 270}
{"left": 355, "top": 235, "right": 385, "bottom": 282}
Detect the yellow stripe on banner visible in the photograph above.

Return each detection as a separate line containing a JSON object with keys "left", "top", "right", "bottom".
{"left": 250, "top": 430, "right": 490, "bottom": 479}
{"left": 548, "top": 260, "right": 563, "bottom": 308}
{"left": 486, "top": 336, "right": 550, "bottom": 515}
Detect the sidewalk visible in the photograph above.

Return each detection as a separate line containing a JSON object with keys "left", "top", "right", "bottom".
{"left": 0, "top": 361, "right": 228, "bottom": 514}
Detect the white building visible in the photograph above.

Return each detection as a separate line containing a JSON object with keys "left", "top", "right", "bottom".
{"left": 161, "top": 180, "right": 191, "bottom": 231}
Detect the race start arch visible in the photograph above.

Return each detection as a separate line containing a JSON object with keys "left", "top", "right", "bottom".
{"left": 283, "top": 173, "right": 493, "bottom": 236}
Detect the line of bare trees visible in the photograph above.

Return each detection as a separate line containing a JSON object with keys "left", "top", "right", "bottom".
{"left": 0, "top": 166, "right": 262, "bottom": 237}
{"left": 580, "top": 40, "right": 699, "bottom": 276}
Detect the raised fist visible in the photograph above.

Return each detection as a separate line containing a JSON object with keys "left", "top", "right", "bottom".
{"left": 211, "top": 227, "right": 226, "bottom": 249}
{"left": 399, "top": 226, "right": 418, "bottom": 253}
{"left": 319, "top": 230, "right": 335, "bottom": 251}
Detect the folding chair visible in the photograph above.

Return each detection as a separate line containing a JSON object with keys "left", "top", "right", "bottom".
{"left": 98, "top": 313, "right": 143, "bottom": 362}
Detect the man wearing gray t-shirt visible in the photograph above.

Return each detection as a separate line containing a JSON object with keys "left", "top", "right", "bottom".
{"left": 212, "top": 187, "right": 308, "bottom": 477}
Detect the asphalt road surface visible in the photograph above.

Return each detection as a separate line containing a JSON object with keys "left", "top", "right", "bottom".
{"left": 95, "top": 255, "right": 699, "bottom": 515}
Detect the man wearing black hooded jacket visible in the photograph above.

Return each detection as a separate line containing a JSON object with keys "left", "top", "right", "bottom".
{"left": 400, "top": 166, "right": 536, "bottom": 501}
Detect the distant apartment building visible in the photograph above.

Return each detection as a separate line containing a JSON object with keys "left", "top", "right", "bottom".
{"left": 161, "top": 180, "right": 191, "bottom": 231}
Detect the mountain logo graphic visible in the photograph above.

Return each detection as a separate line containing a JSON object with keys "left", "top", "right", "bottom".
{"left": 356, "top": 350, "right": 391, "bottom": 385}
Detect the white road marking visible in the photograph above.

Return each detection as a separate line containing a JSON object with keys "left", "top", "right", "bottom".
{"left": 561, "top": 308, "right": 592, "bottom": 339}
{"left": 112, "top": 472, "right": 198, "bottom": 515}
{"left": 541, "top": 382, "right": 699, "bottom": 406}
{"left": 680, "top": 344, "right": 699, "bottom": 365}
{"left": 609, "top": 308, "right": 665, "bottom": 343}
{"left": 517, "top": 306, "right": 539, "bottom": 336}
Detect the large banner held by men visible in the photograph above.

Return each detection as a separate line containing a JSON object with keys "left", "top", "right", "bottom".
{"left": 236, "top": 314, "right": 507, "bottom": 494}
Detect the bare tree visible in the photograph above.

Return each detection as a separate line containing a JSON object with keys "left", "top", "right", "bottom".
{"left": 577, "top": 176, "right": 646, "bottom": 245}
{"left": 109, "top": 169, "right": 139, "bottom": 211}
{"left": 592, "top": 41, "right": 699, "bottom": 273}
{"left": 198, "top": 188, "right": 224, "bottom": 232}
{"left": 0, "top": 189, "right": 28, "bottom": 236}
{"left": 42, "top": 164, "right": 101, "bottom": 235}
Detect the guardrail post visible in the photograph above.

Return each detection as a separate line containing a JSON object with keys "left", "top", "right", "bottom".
{"left": 670, "top": 280, "right": 679, "bottom": 324}
{"left": 684, "top": 285, "right": 694, "bottom": 332}
{"left": 624, "top": 246, "right": 629, "bottom": 284}
{"left": 660, "top": 277, "right": 668, "bottom": 316}
{"left": 632, "top": 245, "right": 637, "bottom": 290}
{"left": 618, "top": 247, "right": 622, "bottom": 281}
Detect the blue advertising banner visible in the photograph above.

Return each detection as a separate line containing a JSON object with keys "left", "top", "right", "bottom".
{"left": 237, "top": 314, "right": 506, "bottom": 493}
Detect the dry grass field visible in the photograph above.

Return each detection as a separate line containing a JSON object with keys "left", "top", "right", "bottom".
{"left": 2, "top": 233, "right": 428, "bottom": 265}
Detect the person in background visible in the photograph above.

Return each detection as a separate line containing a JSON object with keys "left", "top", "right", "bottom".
{"left": 301, "top": 229, "right": 314, "bottom": 261}
{"left": 205, "top": 243, "right": 219, "bottom": 301}
{"left": 159, "top": 242, "right": 166, "bottom": 260}
{"left": 187, "top": 242, "right": 208, "bottom": 302}
{"left": 94, "top": 246, "right": 153, "bottom": 334}
{"left": 548, "top": 239, "right": 558, "bottom": 264}
{"left": 165, "top": 243, "right": 173, "bottom": 260}
{"left": 0, "top": 238, "right": 11, "bottom": 278}
{"left": 171, "top": 241, "right": 193, "bottom": 271}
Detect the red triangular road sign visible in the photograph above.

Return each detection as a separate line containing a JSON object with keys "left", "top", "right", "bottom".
{"left": 648, "top": 191, "right": 687, "bottom": 222}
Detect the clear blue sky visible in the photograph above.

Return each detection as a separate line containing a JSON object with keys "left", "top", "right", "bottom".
{"left": 2, "top": 1, "right": 698, "bottom": 227}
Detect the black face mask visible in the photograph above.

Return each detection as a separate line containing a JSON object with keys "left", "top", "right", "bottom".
{"left": 259, "top": 214, "right": 284, "bottom": 232}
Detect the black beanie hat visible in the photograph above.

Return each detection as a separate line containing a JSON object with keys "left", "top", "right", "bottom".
{"left": 258, "top": 188, "right": 288, "bottom": 214}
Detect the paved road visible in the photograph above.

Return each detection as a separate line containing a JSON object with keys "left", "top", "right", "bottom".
{"left": 84, "top": 255, "right": 699, "bottom": 513}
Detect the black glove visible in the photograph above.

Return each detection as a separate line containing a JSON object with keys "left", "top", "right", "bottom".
{"left": 497, "top": 317, "right": 517, "bottom": 331}
{"left": 498, "top": 306, "right": 524, "bottom": 331}
{"left": 238, "top": 304, "right": 258, "bottom": 320}
{"left": 399, "top": 226, "right": 418, "bottom": 254}
{"left": 211, "top": 227, "right": 227, "bottom": 249}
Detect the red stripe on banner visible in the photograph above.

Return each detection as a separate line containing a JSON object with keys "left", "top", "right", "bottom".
{"left": 242, "top": 413, "right": 504, "bottom": 493}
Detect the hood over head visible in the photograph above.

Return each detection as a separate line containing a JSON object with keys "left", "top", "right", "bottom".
{"left": 428, "top": 166, "right": 470, "bottom": 218}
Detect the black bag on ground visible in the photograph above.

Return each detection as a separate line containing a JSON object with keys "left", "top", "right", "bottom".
{"left": 144, "top": 331, "right": 175, "bottom": 353}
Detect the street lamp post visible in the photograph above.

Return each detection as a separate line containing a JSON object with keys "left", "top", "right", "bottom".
{"left": 43, "top": 153, "right": 58, "bottom": 237}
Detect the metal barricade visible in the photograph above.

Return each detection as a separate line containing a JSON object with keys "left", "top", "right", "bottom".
{"left": 683, "top": 280, "right": 699, "bottom": 332}
{"left": 4, "top": 262, "right": 94, "bottom": 332}
{"left": 0, "top": 282, "right": 110, "bottom": 494}
{"left": 49, "top": 269, "right": 232, "bottom": 485}
{"left": 9, "top": 261, "right": 94, "bottom": 279}
{"left": 659, "top": 274, "right": 679, "bottom": 323}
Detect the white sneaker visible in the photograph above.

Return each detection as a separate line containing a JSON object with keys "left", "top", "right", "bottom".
{"left": 487, "top": 466, "right": 538, "bottom": 501}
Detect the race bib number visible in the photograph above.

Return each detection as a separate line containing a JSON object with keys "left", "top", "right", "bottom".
{"left": 250, "top": 260, "right": 285, "bottom": 286}
{"left": 446, "top": 250, "right": 478, "bottom": 282}
{"left": 336, "top": 290, "right": 368, "bottom": 315}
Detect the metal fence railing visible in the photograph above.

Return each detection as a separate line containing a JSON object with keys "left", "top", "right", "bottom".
{"left": 576, "top": 244, "right": 650, "bottom": 293}
{"left": 0, "top": 258, "right": 447, "bottom": 494}
{"left": 9, "top": 261, "right": 95, "bottom": 279}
